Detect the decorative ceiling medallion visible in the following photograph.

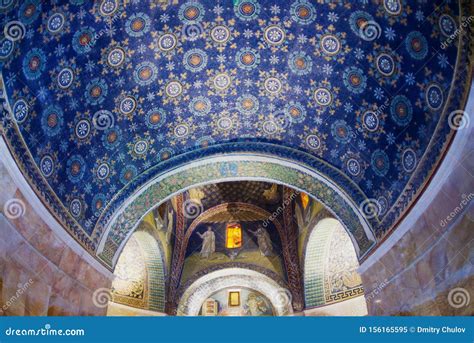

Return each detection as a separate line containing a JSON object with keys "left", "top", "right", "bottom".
{"left": 383, "top": 0, "right": 402, "bottom": 16}
{"left": 313, "top": 88, "right": 332, "bottom": 107}
{"left": 264, "top": 25, "right": 286, "bottom": 46}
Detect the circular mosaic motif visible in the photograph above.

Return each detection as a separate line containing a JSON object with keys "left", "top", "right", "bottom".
{"left": 85, "top": 78, "right": 108, "bottom": 106}
{"left": 22, "top": 48, "right": 46, "bottom": 80}
{"left": 146, "top": 108, "right": 166, "bottom": 129}
{"left": 371, "top": 150, "right": 390, "bottom": 177}
{"left": 439, "top": 14, "right": 457, "bottom": 37}
{"left": 213, "top": 73, "right": 231, "bottom": 91}
{"left": 96, "top": 163, "right": 110, "bottom": 180}
{"left": 0, "top": 0, "right": 16, "bottom": 11}
{"left": 75, "top": 119, "right": 91, "bottom": 139}
{"left": 107, "top": 47, "right": 126, "bottom": 68}
{"left": 120, "top": 165, "right": 137, "bottom": 185}
{"left": 0, "top": 38, "right": 14, "bottom": 61}
{"left": 331, "top": 120, "right": 352, "bottom": 144}
{"left": 159, "top": 148, "right": 173, "bottom": 161}
{"left": 362, "top": 111, "right": 379, "bottom": 132}
{"left": 126, "top": 13, "right": 150, "bottom": 37}
{"left": 236, "top": 94, "right": 259, "bottom": 116}
{"left": 264, "top": 77, "right": 282, "bottom": 95}
{"left": 47, "top": 12, "right": 65, "bottom": 34}
{"left": 67, "top": 155, "right": 86, "bottom": 183}
{"left": 134, "top": 62, "right": 157, "bottom": 86}
{"left": 236, "top": 48, "right": 260, "bottom": 71}
{"left": 179, "top": 2, "right": 205, "bottom": 23}
{"left": 320, "top": 35, "right": 341, "bottom": 56}
{"left": 183, "top": 48, "right": 208, "bottom": 72}
{"left": 288, "top": 51, "right": 312, "bottom": 75}
{"left": 425, "top": 83, "right": 444, "bottom": 111}
{"left": 305, "top": 134, "right": 321, "bottom": 150}
{"left": 119, "top": 96, "right": 137, "bottom": 116}
{"left": 262, "top": 120, "right": 278, "bottom": 135}
{"left": 57, "top": 67, "right": 74, "bottom": 89}
{"left": 158, "top": 33, "right": 178, "bottom": 52}
{"left": 390, "top": 95, "right": 413, "bottom": 126}
{"left": 313, "top": 88, "right": 332, "bottom": 107}
{"left": 165, "top": 81, "right": 183, "bottom": 98}
{"left": 39, "top": 155, "right": 54, "bottom": 177}
{"left": 72, "top": 27, "right": 96, "bottom": 54}
{"left": 234, "top": 0, "right": 260, "bottom": 21}
{"left": 19, "top": 0, "right": 41, "bottom": 25}
{"left": 376, "top": 53, "right": 396, "bottom": 77}
{"left": 41, "top": 105, "right": 63, "bottom": 137}
{"left": 290, "top": 0, "right": 316, "bottom": 25}
{"left": 99, "top": 0, "right": 119, "bottom": 16}
{"left": 174, "top": 123, "right": 189, "bottom": 138}
{"left": 211, "top": 25, "right": 231, "bottom": 44}
{"left": 189, "top": 97, "right": 212, "bottom": 117}
{"left": 102, "top": 128, "right": 121, "bottom": 150}
{"left": 343, "top": 67, "right": 367, "bottom": 94}
{"left": 12, "top": 98, "right": 29, "bottom": 124}
{"left": 134, "top": 140, "right": 149, "bottom": 155}
{"left": 92, "top": 193, "right": 106, "bottom": 214}
{"left": 69, "top": 199, "right": 82, "bottom": 218}
{"left": 346, "top": 158, "right": 361, "bottom": 177}
{"left": 383, "top": 0, "right": 402, "bottom": 16}
{"left": 405, "top": 31, "right": 428, "bottom": 60}
{"left": 284, "top": 102, "right": 306, "bottom": 123}
{"left": 195, "top": 136, "right": 215, "bottom": 149}
{"left": 402, "top": 148, "right": 417, "bottom": 173}
{"left": 217, "top": 117, "right": 233, "bottom": 131}
{"left": 264, "top": 25, "right": 286, "bottom": 46}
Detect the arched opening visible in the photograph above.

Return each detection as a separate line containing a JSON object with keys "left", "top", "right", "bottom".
{"left": 303, "top": 218, "right": 367, "bottom": 316}
{"left": 105, "top": 180, "right": 371, "bottom": 316}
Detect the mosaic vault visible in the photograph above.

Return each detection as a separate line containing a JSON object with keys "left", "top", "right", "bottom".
{"left": 0, "top": 0, "right": 472, "bottom": 263}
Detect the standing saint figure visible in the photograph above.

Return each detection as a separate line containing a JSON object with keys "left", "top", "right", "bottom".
{"left": 250, "top": 227, "right": 273, "bottom": 256}
{"left": 197, "top": 227, "right": 215, "bottom": 259}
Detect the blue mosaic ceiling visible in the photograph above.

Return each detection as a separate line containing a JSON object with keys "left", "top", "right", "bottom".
{"left": 0, "top": 0, "right": 471, "bottom": 253}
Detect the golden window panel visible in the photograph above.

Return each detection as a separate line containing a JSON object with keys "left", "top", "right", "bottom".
{"left": 225, "top": 222, "right": 242, "bottom": 249}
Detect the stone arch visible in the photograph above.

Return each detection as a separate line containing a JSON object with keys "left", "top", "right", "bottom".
{"left": 97, "top": 155, "right": 377, "bottom": 269}
{"left": 177, "top": 268, "right": 293, "bottom": 316}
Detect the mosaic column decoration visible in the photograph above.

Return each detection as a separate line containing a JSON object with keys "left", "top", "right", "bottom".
{"left": 282, "top": 186, "right": 304, "bottom": 311}
{"left": 165, "top": 193, "right": 185, "bottom": 315}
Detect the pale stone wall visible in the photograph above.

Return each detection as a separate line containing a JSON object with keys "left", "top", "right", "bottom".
{"left": 0, "top": 158, "right": 113, "bottom": 316}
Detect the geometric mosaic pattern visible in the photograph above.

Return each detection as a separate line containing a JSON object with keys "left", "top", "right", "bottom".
{"left": 0, "top": 1, "right": 472, "bottom": 262}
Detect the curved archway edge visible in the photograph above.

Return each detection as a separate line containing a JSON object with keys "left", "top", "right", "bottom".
{"left": 97, "top": 155, "right": 377, "bottom": 269}
{"left": 177, "top": 268, "right": 293, "bottom": 316}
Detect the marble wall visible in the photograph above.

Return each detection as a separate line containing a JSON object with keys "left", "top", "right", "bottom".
{"left": 0, "top": 157, "right": 113, "bottom": 316}
{"left": 359, "top": 102, "right": 474, "bottom": 316}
